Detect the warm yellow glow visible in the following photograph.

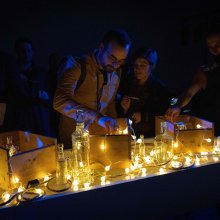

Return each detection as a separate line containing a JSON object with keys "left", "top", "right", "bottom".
{"left": 84, "top": 182, "right": 90, "bottom": 188}
{"left": 213, "top": 156, "right": 219, "bottom": 162}
{"left": 44, "top": 176, "right": 49, "bottom": 182}
{"left": 201, "top": 152, "right": 208, "bottom": 156}
{"left": 136, "top": 138, "right": 141, "bottom": 144}
{"left": 130, "top": 165, "right": 135, "bottom": 171}
{"left": 36, "top": 189, "right": 42, "bottom": 194}
{"left": 141, "top": 168, "right": 147, "bottom": 173}
{"left": 135, "top": 156, "right": 139, "bottom": 162}
{"left": 195, "top": 156, "right": 200, "bottom": 166}
{"left": 101, "top": 176, "right": 106, "bottom": 182}
{"left": 173, "top": 155, "right": 178, "bottom": 160}
{"left": 106, "top": 181, "right": 111, "bottom": 185}
{"left": 144, "top": 156, "right": 151, "bottom": 164}
{"left": 2, "top": 192, "right": 10, "bottom": 202}
{"left": 79, "top": 162, "right": 84, "bottom": 167}
{"left": 171, "top": 161, "right": 182, "bottom": 169}
{"left": 205, "top": 138, "right": 212, "bottom": 143}
{"left": 118, "top": 130, "right": 123, "bottom": 134}
{"left": 131, "top": 135, "right": 136, "bottom": 140}
{"left": 13, "top": 176, "right": 19, "bottom": 184}
{"left": 105, "top": 166, "right": 110, "bottom": 171}
{"left": 125, "top": 175, "right": 130, "bottom": 180}
{"left": 100, "top": 144, "right": 106, "bottom": 151}
{"left": 123, "top": 128, "right": 128, "bottom": 134}
{"left": 130, "top": 174, "right": 135, "bottom": 179}
{"left": 150, "top": 151, "right": 154, "bottom": 156}
{"left": 138, "top": 164, "right": 142, "bottom": 168}
{"left": 18, "top": 186, "right": 25, "bottom": 193}
{"left": 185, "top": 156, "right": 192, "bottom": 166}
{"left": 73, "top": 180, "right": 79, "bottom": 186}
{"left": 159, "top": 168, "right": 166, "bottom": 174}
{"left": 73, "top": 186, "right": 79, "bottom": 191}
{"left": 125, "top": 168, "right": 130, "bottom": 174}
{"left": 196, "top": 124, "right": 203, "bottom": 129}
{"left": 66, "top": 174, "right": 71, "bottom": 180}
{"left": 101, "top": 181, "right": 106, "bottom": 186}
{"left": 173, "top": 142, "right": 178, "bottom": 148}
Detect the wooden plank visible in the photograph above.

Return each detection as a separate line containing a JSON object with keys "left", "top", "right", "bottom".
{"left": 0, "top": 147, "right": 10, "bottom": 190}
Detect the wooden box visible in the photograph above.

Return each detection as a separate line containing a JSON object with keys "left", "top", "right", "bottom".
{"left": 155, "top": 115, "right": 214, "bottom": 154}
{"left": 0, "top": 130, "right": 57, "bottom": 190}
{"left": 89, "top": 118, "right": 131, "bottom": 169}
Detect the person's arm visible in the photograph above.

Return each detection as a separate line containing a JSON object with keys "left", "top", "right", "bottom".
{"left": 165, "top": 71, "right": 207, "bottom": 120}
{"left": 53, "top": 62, "right": 102, "bottom": 123}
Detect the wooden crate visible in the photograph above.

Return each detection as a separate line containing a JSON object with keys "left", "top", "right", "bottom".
{"left": 0, "top": 130, "right": 57, "bottom": 190}
{"left": 155, "top": 115, "right": 214, "bottom": 154}
{"left": 89, "top": 118, "right": 131, "bottom": 169}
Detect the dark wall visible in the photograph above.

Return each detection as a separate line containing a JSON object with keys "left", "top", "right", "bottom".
{"left": 1, "top": 0, "right": 220, "bottom": 93}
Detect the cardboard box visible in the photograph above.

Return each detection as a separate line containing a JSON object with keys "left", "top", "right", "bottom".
{"left": 155, "top": 115, "right": 214, "bottom": 154}
{"left": 0, "top": 131, "right": 57, "bottom": 190}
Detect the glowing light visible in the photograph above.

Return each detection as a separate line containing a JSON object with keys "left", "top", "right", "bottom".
{"left": 141, "top": 168, "right": 147, "bottom": 173}
{"left": 150, "top": 151, "right": 154, "bottom": 156}
{"left": 196, "top": 124, "right": 203, "bottom": 129}
{"left": 201, "top": 152, "right": 208, "bottom": 156}
{"left": 79, "top": 162, "right": 84, "bottom": 167}
{"left": 130, "top": 165, "right": 135, "bottom": 171}
{"left": 134, "top": 156, "right": 139, "bottom": 162}
{"left": 105, "top": 166, "right": 110, "bottom": 171}
{"left": 185, "top": 156, "right": 192, "bottom": 166}
{"left": 123, "top": 128, "right": 128, "bottom": 134}
{"left": 205, "top": 138, "right": 212, "bottom": 143}
{"left": 144, "top": 156, "right": 151, "bottom": 164}
{"left": 44, "top": 176, "right": 49, "bottom": 182}
{"left": 125, "top": 168, "right": 130, "bottom": 174}
{"left": 18, "top": 186, "right": 25, "bottom": 193}
{"left": 171, "top": 161, "right": 182, "bottom": 169}
{"left": 66, "top": 174, "right": 71, "bottom": 180}
{"left": 125, "top": 175, "right": 130, "bottom": 180}
{"left": 13, "top": 176, "right": 19, "bottom": 184}
{"left": 159, "top": 168, "right": 166, "bottom": 174}
{"left": 195, "top": 156, "right": 200, "bottom": 166}
{"left": 73, "top": 180, "right": 79, "bottom": 186}
{"left": 173, "top": 155, "right": 178, "bottom": 160}
{"left": 130, "top": 174, "right": 135, "bottom": 179}
{"left": 136, "top": 139, "right": 141, "bottom": 144}
{"left": 100, "top": 144, "right": 106, "bottom": 151}
{"left": 213, "top": 156, "right": 219, "bottom": 162}
{"left": 84, "top": 182, "right": 90, "bottom": 188}
{"left": 118, "top": 130, "right": 123, "bottom": 134}
{"left": 101, "top": 176, "right": 106, "bottom": 182}
{"left": 2, "top": 192, "right": 10, "bottom": 202}
{"left": 138, "top": 164, "right": 142, "bottom": 168}
{"left": 173, "top": 142, "right": 178, "bottom": 148}
{"left": 36, "top": 189, "right": 42, "bottom": 194}
{"left": 131, "top": 135, "right": 136, "bottom": 140}
{"left": 73, "top": 186, "right": 79, "bottom": 191}
{"left": 129, "top": 119, "right": 133, "bottom": 125}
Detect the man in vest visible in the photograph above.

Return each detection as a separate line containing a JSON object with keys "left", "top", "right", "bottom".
{"left": 54, "top": 29, "right": 131, "bottom": 147}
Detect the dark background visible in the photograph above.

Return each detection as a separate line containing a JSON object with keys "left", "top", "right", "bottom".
{"left": 0, "top": 0, "right": 220, "bottom": 93}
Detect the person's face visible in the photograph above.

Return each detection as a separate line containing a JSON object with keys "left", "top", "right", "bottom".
{"left": 206, "top": 35, "right": 220, "bottom": 55}
{"left": 17, "top": 42, "right": 33, "bottom": 64}
{"left": 99, "top": 41, "right": 129, "bottom": 73}
{"left": 133, "top": 58, "right": 151, "bottom": 81}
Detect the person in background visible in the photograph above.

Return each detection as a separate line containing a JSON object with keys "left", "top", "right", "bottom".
{"left": 165, "top": 26, "right": 220, "bottom": 135}
{"left": 4, "top": 37, "right": 51, "bottom": 135}
{"left": 53, "top": 29, "right": 131, "bottom": 148}
{"left": 118, "top": 47, "right": 171, "bottom": 138}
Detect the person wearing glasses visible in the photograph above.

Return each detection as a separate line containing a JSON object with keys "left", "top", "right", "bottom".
{"left": 118, "top": 47, "right": 171, "bottom": 138}
{"left": 54, "top": 29, "right": 131, "bottom": 148}
{"left": 165, "top": 26, "right": 220, "bottom": 135}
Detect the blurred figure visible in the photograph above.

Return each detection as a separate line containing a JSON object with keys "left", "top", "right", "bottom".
{"left": 118, "top": 47, "right": 171, "bottom": 137}
{"left": 4, "top": 37, "right": 51, "bottom": 135}
{"left": 165, "top": 26, "right": 220, "bottom": 135}
{"left": 54, "top": 29, "right": 131, "bottom": 148}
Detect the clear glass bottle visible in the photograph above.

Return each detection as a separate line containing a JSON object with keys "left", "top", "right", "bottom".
{"left": 154, "top": 122, "right": 174, "bottom": 165}
{"left": 72, "top": 111, "right": 92, "bottom": 186}
{"left": 56, "top": 144, "right": 67, "bottom": 185}
{"left": 139, "top": 134, "right": 146, "bottom": 160}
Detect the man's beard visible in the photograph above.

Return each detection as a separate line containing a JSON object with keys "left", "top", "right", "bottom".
{"left": 103, "top": 64, "right": 117, "bottom": 73}
{"left": 212, "top": 54, "right": 220, "bottom": 65}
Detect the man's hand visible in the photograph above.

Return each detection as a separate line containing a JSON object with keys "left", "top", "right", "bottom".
{"left": 165, "top": 107, "right": 181, "bottom": 121}
{"left": 98, "top": 116, "right": 119, "bottom": 134}
{"left": 132, "top": 112, "right": 141, "bottom": 124}
{"left": 121, "top": 96, "right": 131, "bottom": 113}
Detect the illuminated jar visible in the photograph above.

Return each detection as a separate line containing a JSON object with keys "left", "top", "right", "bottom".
{"left": 72, "top": 111, "right": 92, "bottom": 186}
{"left": 154, "top": 122, "right": 173, "bottom": 165}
